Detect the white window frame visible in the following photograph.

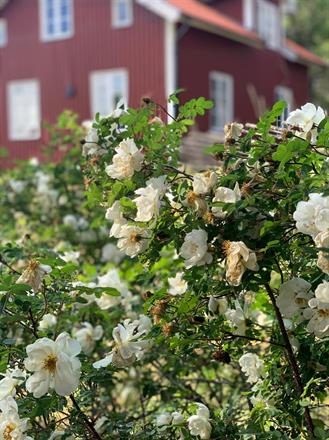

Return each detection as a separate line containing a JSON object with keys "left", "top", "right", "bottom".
{"left": 7, "top": 79, "right": 41, "bottom": 141}
{"left": 209, "top": 71, "right": 234, "bottom": 132}
{"left": 39, "top": 0, "right": 74, "bottom": 42}
{"left": 275, "top": 85, "right": 294, "bottom": 123}
{"left": 89, "top": 68, "right": 129, "bottom": 118}
{"left": 0, "top": 18, "right": 8, "bottom": 47}
{"left": 257, "top": 0, "right": 281, "bottom": 49}
{"left": 243, "top": 0, "right": 255, "bottom": 30}
{"left": 111, "top": 0, "right": 133, "bottom": 28}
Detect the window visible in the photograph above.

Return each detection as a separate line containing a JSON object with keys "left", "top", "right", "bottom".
{"left": 40, "top": 0, "right": 73, "bottom": 41}
{"left": 257, "top": 0, "right": 281, "bottom": 49}
{"left": 275, "top": 86, "right": 294, "bottom": 124}
{"left": 0, "top": 19, "right": 8, "bottom": 47}
{"left": 111, "top": 0, "right": 133, "bottom": 28}
{"left": 209, "top": 72, "right": 234, "bottom": 132}
{"left": 89, "top": 69, "right": 128, "bottom": 118}
{"left": 7, "top": 79, "right": 41, "bottom": 141}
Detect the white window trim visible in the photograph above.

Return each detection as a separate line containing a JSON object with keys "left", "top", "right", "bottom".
{"left": 111, "top": 0, "right": 133, "bottom": 29}
{"left": 7, "top": 79, "right": 41, "bottom": 141}
{"left": 89, "top": 68, "right": 129, "bottom": 118}
{"left": 39, "top": 0, "right": 74, "bottom": 42}
{"left": 257, "top": 0, "right": 281, "bottom": 50}
{"left": 209, "top": 71, "right": 234, "bottom": 132}
{"left": 243, "top": 0, "right": 255, "bottom": 30}
{"left": 0, "top": 18, "right": 8, "bottom": 47}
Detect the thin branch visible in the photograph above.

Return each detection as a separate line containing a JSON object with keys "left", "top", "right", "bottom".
{"left": 70, "top": 394, "right": 102, "bottom": 440}
{"left": 265, "top": 283, "right": 314, "bottom": 438}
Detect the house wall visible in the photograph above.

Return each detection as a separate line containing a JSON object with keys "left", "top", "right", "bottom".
{"left": 177, "top": 26, "right": 309, "bottom": 131}
{"left": 0, "top": 0, "right": 166, "bottom": 164}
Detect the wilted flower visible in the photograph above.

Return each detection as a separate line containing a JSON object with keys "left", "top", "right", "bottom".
{"left": 293, "top": 193, "right": 329, "bottom": 237}
{"left": 307, "top": 281, "right": 329, "bottom": 338}
{"left": 168, "top": 272, "right": 188, "bottom": 296}
{"left": 93, "top": 315, "right": 151, "bottom": 369}
{"left": 39, "top": 313, "right": 57, "bottom": 331}
{"left": 239, "top": 353, "right": 264, "bottom": 383}
{"left": 0, "top": 368, "right": 26, "bottom": 400}
{"left": 0, "top": 397, "right": 32, "bottom": 440}
{"left": 105, "top": 138, "right": 143, "bottom": 180}
{"left": 188, "top": 403, "right": 212, "bottom": 440}
{"left": 224, "top": 241, "right": 258, "bottom": 286}
{"left": 180, "top": 229, "right": 212, "bottom": 268}
{"left": 16, "top": 260, "right": 52, "bottom": 293}
{"left": 276, "top": 278, "right": 313, "bottom": 321}
{"left": 314, "top": 231, "right": 329, "bottom": 274}
{"left": 24, "top": 332, "right": 81, "bottom": 397}
{"left": 212, "top": 183, "right": 241, "bottom": 218}
{"left": 117, "top": 225, "right": 151, "bottom": 257}
{"left": 193, "top": 171, "right": 217, "bottom": 195}
{"left": 224, "top": 122, "right": 244, "bottom": 143}
{"left": 73, "top": 322, "right": 103, "bottom": 354}
{"left": 134, "top": 176, "right": 167, "bottom": 222}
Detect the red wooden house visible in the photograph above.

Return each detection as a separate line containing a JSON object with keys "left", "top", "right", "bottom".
{"left": 0, "top": 0, "right": 325, "bottom": 165}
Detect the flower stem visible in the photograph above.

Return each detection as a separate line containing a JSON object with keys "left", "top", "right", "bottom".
{"left": 70, "top": 394, "right": 102, "bottom": 440}
{"left": 265, "top": 283, "right": 314, "bottom": 438}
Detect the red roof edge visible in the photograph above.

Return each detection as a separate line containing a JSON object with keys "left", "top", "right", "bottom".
{"left": 168, "top": 0, "right": 261, "bottom": 48}
{"left": 285, "top": 39, "right": 327, "bottom": 67}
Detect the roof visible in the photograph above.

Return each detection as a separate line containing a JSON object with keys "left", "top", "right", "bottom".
{"left": 285, "top": 38, "right": 327, "bottom": 67}
{"left": 168, "top": 0, "right": 261, "bottom": 47}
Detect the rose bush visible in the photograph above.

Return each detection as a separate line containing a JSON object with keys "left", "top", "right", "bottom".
{"left": 0, "top": 96, "right": 328, "bottom": 439}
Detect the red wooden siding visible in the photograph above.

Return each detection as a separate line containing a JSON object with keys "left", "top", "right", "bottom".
{"left": 177, "top": 26, "right": 309, "bottom": 131}
{"left": 0, "top": 0, "right": 166, "bottom": 164}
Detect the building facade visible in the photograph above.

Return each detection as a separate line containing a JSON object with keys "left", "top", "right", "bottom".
{"left": 0, "top": 0, "right": 325, "bottom": 165}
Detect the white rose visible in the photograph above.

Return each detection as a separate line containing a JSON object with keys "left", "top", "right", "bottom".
{"left": 73, "top": 322, "right": 103, "bottom": 354}
{"left": 293, "top": 193, "right": 329, "bottom": 237}
{"left": 307, "top": 281, "right": 329, "bottom": 338}
{"left": 171, "top": 411, "right": 185, "bottom": 425}
{"left": 276, "top": 278, "right": 313, "bottom": 321}
{"left": 134, "top": 175, "right": 167, "bottom": 222}
{"left": 212, "top": 182, "right": 241, "bottom": 218}
{"left": 225, "top": 300, "right": 247, "bottom": 335}
{"left": 101, "top": 243, "right": 124, "bottom": 263}
{"left": 0, "top": 368, "right": 26, "bottom": 400}
{"left": 93, "top": 317, "right": 151, "bottom": 369}
{"left": 239, "top": 353, "right": 264, "bottom": 383}
{"left": 156, "top": 413, "right": 172, "bottom": 427}
{"left": 188, "top": 403, "right": 211, "bottom": 440}
{"left": 39, "top": 313, "right": 57, "bottom": 330}
{"left": 105, "top": 201, "right": 127, "bottom": 238}
{"left": 24, "top": 332, "right": 81, "bottom": 397}
{"left": 117, "top": 225, "right": 151, "bottom": 257}
{"left": 96, "top": 268, "right": 132, "bottom": 310}
{"left": 286, "top": 103, "right": 325, "bottom": 133}
{"left": 314, "top": 231, "right": 329, "bottom": 274}
{"left": 180, "top": 229, "right": 213, "bottom": 268}
{"left": 0, "top": 397, "right": 32, "bottom": 440}
{"left": 168, "top": 272, "right": 188, "bottom": 296}
{"left": 105, "top": 138, "right": 143, "bottom": 180}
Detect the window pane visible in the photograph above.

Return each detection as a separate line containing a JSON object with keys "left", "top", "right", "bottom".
{"left": 118, "top": 0, "right": 128, "bottom": 21}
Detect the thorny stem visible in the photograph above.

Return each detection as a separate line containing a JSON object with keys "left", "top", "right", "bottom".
{"left": 265, "top": 283, "right": 314, "bottom": 438}
{"left": 0, "top": 255, "right": 21, "bottom": 275}
{"left": 70, "top": 394, "right": 102, "bottom": 440}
